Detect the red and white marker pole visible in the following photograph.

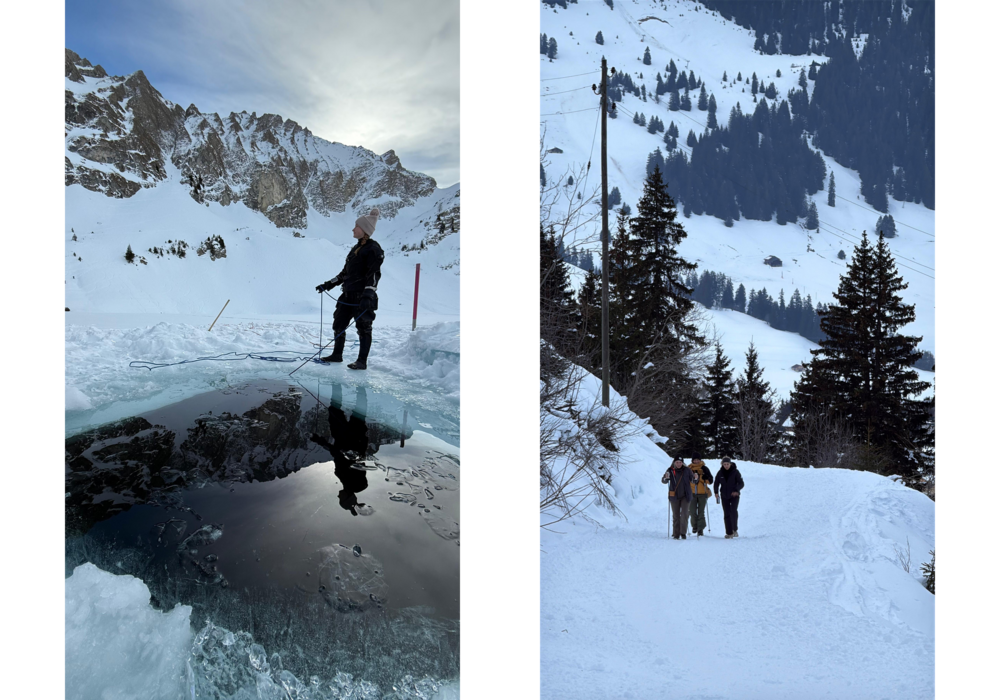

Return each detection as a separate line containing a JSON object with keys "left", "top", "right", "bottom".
{"left": 412, "top": 263, "right": 421, "bottom": 331}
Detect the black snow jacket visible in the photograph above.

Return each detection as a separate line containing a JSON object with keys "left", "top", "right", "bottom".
{"left": 714, "top": 464, "right": 745, "bottom": 499}
{"left": 662, "top": 465, "right": 695, "bottom": 502}
{"left": 325, "top": 237, "right": 384, "bottom": 293}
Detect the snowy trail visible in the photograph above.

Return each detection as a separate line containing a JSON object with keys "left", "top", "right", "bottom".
{"left": 542, "top": 462, "right": 934, "bottom": 700}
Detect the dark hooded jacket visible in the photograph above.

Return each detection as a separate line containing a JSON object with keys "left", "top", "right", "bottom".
{"left": 662, "top": 464, "right": 694, "bottom": 502}
{"left": 714, "top": 463, "right": 745, "bottom": 499}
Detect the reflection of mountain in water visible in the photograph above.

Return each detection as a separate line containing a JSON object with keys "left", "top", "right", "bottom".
{"left": 65, "top": 383, "right": 410, "bottom": 535}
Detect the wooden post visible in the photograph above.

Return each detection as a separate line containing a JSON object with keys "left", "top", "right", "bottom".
{"left": 412, "top": 263, "right": 421, "bottom": 331}
{"left": 208, "top": 299, "right": 230, "bottom": 332}
{"left": 600, "top": 57, "right": 610, "bottom": 408}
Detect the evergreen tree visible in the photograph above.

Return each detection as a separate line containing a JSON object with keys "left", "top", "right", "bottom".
{"left": 786, "top": 289, "right": 803, "bottom": 331}
{"left": 808, "top": 61, "right": 819, "bottom": 80}
{"left": 705, "top": 342, "right": 739, "bottom": 458}
{"left": 697, "top": 84, "right": 708, "bottom": 110}
{"left": 798, "top": 68, "right": 808, "bottom": 88}
{"left": 668, "top": 90, "right": 680, "bottom": 111}
{"left": 680, "top": 89, "right": 692, "bottom": 111}
{"left": 736, "top": 72, "right": 742, "bottom": 82}
{"left": 576, "top": 269, "right": 603, "bottom": 366}
{"left": 686, "top": 130, "right": 697, "bottom": 147}
{"left": 735, "top": 341, "right": 777, "bottom": 462}
{"left": 875, "top": 214, "right": 897, "bottom": 239}
{"left": 667, "top": 121, "right": 679, "bottom": 138}
{"left": 827, "top": 172, "right": 836, "bottom": 207}
{"left": 595, "top": 30, "right": 604, "bottom": 45}
{"left": 721, "top": 277, "right": 735, "bottom": 310}
{"left": 540, "top": 225, "right": 577, "bottom": 355}
{"left": 707, "top": 94, "right": 718, "bottom": 129}
{"left": 547, "top": 37, "right": 558, "bottom": 60}
{"left": 722, "top": 71, "right": 728, "bottom": 82}
{"left": 764, "top": 82, "right": 777, "bottom": 99}
{"left": 776, "top": 69, "right": 782, "bottom": 78}
{"left": 643, "top": 47, "right": 652, "bottom": 65}
{"left": 124, "top": 245, "right": 135, "bottom": 263}
{"left": 541, "top": 33, "right": 548, "bottom": 54}
{"left": 751, "top": 73, "right": 758, "bottom": 95}
{"left": 734, "top": 283, "right": 747, "bottom": 313}
{"left": 790, "top": 232, "right": 931, "bottom": 481}
{"left": 609, "top": 186, "right": 621, "bottom": 208}
{"left": 806, "top": 201, "right": 819, "bottom": 230}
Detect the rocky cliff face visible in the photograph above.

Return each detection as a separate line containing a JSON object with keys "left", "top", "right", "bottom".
{"left": 65, "top": 49, "right": 438, "bottom": 228}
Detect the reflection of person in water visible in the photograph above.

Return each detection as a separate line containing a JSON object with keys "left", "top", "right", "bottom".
{"left": 310, "top": 385, "right": 377, "bottom": 516}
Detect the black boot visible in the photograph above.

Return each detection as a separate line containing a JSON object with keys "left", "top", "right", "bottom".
{"left": 347, "top": 360, "right": 367, "bottom": 370}
{"left": 349, "top": 330, "right": 372, "bottom": 370}
{"left": 322, "top": 334, "right": 346, "bottom": 363}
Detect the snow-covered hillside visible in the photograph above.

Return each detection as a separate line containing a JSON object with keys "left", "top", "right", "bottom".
{"left": 541, "top": 0, "right": 934, "bottom": 355}
{"left": 541, "top": 363, "right": 935, "bottom": 699}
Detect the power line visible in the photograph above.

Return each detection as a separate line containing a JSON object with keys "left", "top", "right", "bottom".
{"left": 834, "top": 194, "right": 935, "bottom": 238}
{"left": 820, "top": 219, "right": 934, "bottom": 272}
{"left": 541, "top": 85, "right": 595, "bottom": 97}
{"left": 541, "top": 69, "right": 600, "bottom": 82}
{"left": 541, "top": 106, "right": 598, "bottom": 118}
{"left": 817, "top": 224, "right": 934, "bottom": 280}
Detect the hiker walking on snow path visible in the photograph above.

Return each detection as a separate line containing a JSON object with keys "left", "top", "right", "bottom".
{"left": 662, "top": 457, "right": 695, "bottom": 540}
{"left": 688, "top": 452, "right": 713, "bottom": 537}
{"left": 714, "top": 456, "right": 744, "bottom": 539}
{"left": 315, "top": 208, "right": 384, "bottom": 371}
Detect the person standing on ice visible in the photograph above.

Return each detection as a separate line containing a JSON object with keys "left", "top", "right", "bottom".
{"left": 315, "top": 208, "right": 384, "bottom": 370}
{"left": 714, "top": 456, "right": 744, "bottom": 539}
{"left": 687, "top": 452, "right": 713, "bottom": 537}
{"left": 662, "top": 457, "right": 695, "bottom": 539}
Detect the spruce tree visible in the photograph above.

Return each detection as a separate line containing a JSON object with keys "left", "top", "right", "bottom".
{"left": 608, "top": 166, "right": 704, "bottom": 437}
{"left": 668, "top": 90, "right": 680, "bottom": 111}
{"left": 595, "top": 31, "right": 604, "bottom": 45}
{"left": 643, "top": 47, "right": 652, "bottom": 65}
{"left": 576, "top": 269, "right": 603, "bottom": 367}
{"left": 541, "top": 33, "right": 548, "bottom": 54}
{"left": 735, "top": 340, "right": 777, "bottom": 462}
{"left": 790, "top": 232, "right": 931, "bottom": 481}
{"left": 125, "top": 245, "right": 135, "bottom": 263}
{"left": 827, "top": 172, "right": 836, "bottom": 207}
{"left": 540, "top": 225, "right": 577, "bottom": 356}
{"left": 697, "top": 85, "right": 708, "bottom": 110}
{"left": 806, "top": 201, "right": 819, "bottom": 230}
{"left": 547, "top": 37, "right": 558, "bottom": 60}
{"left": 734, "top": 283, "right": 747, "bottom": 313}
{"left": 609, "top": 186, "right": 621, "bottom": 208}
{"left": 707, "top": 94, "right": 718, "bottom": 129}
{"left": 705, "top": 342, "right": 739, "bottom": 458}
{"left": 799, "top": 68, "right": 808, "bottom": 88}
{"left": 721, "top": 277, "right": 735, "bottom": 310}
{"left": 722, "top": 71, "right": 728, "bottom": 82}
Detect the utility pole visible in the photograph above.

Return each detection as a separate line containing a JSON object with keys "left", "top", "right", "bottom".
{"left": 600, "top": 57, "right": 610, "bottom": 407}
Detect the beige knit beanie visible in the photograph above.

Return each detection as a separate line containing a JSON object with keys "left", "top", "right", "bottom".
{"left": 356, "top": 207, "right": 380, "bottom": 236}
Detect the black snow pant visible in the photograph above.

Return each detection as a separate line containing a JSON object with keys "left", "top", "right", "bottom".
{"left": 332, "top": 291, "right": 375, "bottom": 363}
{"left": 721, "top": 495, "right": 740, "bottom": 535}
{"left": 670, "top": 498, "right": 691, "bottom": 537}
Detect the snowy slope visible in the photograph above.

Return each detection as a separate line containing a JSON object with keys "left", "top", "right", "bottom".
{"left": 541, "top": 364, "right": 935, "bottom": 699}
{"left": 562, "top": 265, "right": 934, "bottom": 400}
{"left": 542, "top": 0, "right": 934, "bottom": 354}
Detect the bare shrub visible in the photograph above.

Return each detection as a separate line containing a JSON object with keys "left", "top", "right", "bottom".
{"left": 893, "top": 537, "right": 912, "bottom": 574}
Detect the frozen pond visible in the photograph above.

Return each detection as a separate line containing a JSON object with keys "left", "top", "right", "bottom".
{"left": 65, "top": 379, "right": 459, "bottom": 695}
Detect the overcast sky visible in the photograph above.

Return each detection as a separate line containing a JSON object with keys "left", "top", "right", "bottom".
{"left": 66, "top": 0, "right": 460, "bottom": 186}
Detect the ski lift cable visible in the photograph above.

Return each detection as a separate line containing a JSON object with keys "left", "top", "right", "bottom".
{"left": 580, "top": 98, "right": 602, "bottom": 197}
{"left": 820, "top": 220, "right": 935, "bottom": 272}
{"left": 541, "top": 106, "right": 599, "bottom": 118}
{"left": 817, "top": 224, "right": 934, "bottom": 280}
{"left": 834, "top": 194, "right": 935, "bottom": 238}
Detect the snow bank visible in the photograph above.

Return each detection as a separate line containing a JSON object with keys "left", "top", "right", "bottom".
{"left": 541, "top": 359, "right": 934, "bottom": 699}
{"left": 66, "top": 563, "right": 193, "bottom": 700}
